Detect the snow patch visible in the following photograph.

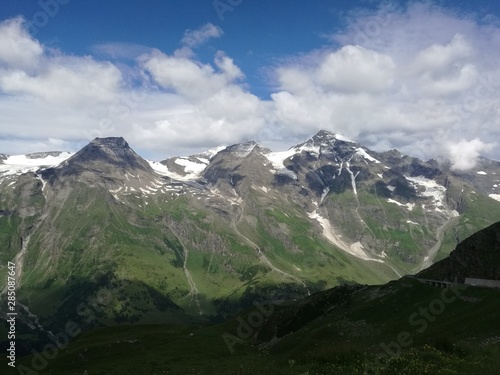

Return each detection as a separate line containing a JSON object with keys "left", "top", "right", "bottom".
{"left": 489, "top": 194, "right": 500, "bottom": 202}
{"left": 349, "top": 242, "right": 378, "bottom": 261}
{"left": 151, "top": 180, "right": 164, "bottom": 188}
{"left": 265, "top": 149, "right": 296, "bottom": 170}
{"left": 0, "top": 152, "right": 73, "bottom": 177}
{"left": 406, "top": 176, "right": 446, "bottom": 208}
{"left": 320, "top": 187, "right": 330, "bottom": 203}
{"left": 148, "top": 160, "right": 197, "bottom": 181}
{"left": 477, "top": 171, "right": 487, "bottom": 175}
{"left": 308, "top": 210, "right": 351, "bottom": 255}
{"left": 201, "top": 145, "right": 226, "bottom": 159}
{"left": 174, "top": 158, "right": 207, "bottom": 175}
{"left": 264, "top": 148, "right": 299, "bottom": 179}
{"left": 334, "top": 133, "right": 355, "bottom": 143}
{"left": 345, "top": 162, "right": 359, "bottom": 195}
{"left": 388, "top": 200, "right": 403, "bottom": 209}
{"left": 163, "top": 185, "right": 182, "bottom": 192}
{"left": 387, "top": 199, "right": 414, "bottom": 211}
{"left": 124, "top": 172, "right": 136, "bottom": 181}
{"left": 35, "top": 175, "right": 47, "bottom": 195}
{"left": 140, "top": 187, "right": 152, "bottom": 195}
{"left": 295, "top": 143, "right": 320, "bottom": 155}
{"left": 109, "top": 186, "right": 123, "bottom": 194}
{"left": 277, "top": 168, "right": 298, "bottom": 180}
{"left": 308, "top": 209, "right": 383, "bottom": 263}
{"left": 148, "top": 160, "right": 171, "bottom": 175}
{"left": 355, "top": 148, "right": 380, "bottom": 163}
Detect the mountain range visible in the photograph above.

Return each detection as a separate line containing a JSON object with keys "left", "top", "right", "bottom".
{"left": 1, "top": 130, "right": 500, "bottom": 338}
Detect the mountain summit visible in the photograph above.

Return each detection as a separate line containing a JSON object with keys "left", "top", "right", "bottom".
{"left": 65, "top": 137, "right": 153, "bottom": 173}
{"left": 310, "top": 129, "right": 355, "bottom": 143}
{"left": 41, "top": 137, "right": 155, "bottom": 185}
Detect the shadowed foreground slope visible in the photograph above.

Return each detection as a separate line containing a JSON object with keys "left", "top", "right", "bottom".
{"left": 3, "top": 222, "right": 500, "bottom": 374}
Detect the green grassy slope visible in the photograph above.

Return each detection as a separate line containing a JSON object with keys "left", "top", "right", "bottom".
{"left": 3, "top": 277, "right": 499, "bottom": 375}
{"left": 1, "top": 172, "right": 395, "bottom": 342}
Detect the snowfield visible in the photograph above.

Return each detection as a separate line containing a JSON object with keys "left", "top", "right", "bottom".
{"left": 0, "top": 152, "right": 73, "bottom": 177}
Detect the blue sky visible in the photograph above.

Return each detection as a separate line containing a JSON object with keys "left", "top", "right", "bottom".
{"left": 0, "top": 0, "right": 376, "bottom": 97}
{"left": 1, "top": 0, "right": 500, "bottom": 168}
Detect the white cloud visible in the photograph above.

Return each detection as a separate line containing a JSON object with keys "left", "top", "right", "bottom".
{"left": 214, "top": 51, "right": 244, "bottom": 82}
{"left": 181, "top": 23, "right": 223, "bottom": 48}
{"left": 0, "top": 57, "right": 123, "bottom": 107}
{"left": 447, "top": 139, "right": 494, "bottom": 170}
{"left": 412, "top": 34, "right": 473, "bottom": 77}
{"left": 0, "top": 17, "right": 124, "bottom": 112}
{"left": 269, "top": 3, "right": 500, "bottom": 166}
{"left": 134, "top": 48, "right": 266, "bottom": 154}
{"left": 275, "top": 46, "right": 396, "bottom": 95}
{"left": 141, "top": 49, "right": 230, "bottom": 100}
{"left": 0, "top": 4, "right": 500, "bottom": 167}
{"left": 0, "top": 17, "right": 43, "bottom": 71}
{"left": 315, "top": 46, "right": 396, "bottom": 94}
{"left": 0, "top": 17, "right": 263, "bottom": 158}
{"left": 417, "top": 63, "right": 478, "bottom": 97}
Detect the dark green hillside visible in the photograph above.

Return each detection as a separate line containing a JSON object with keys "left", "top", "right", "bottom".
{"left": 4, "top": 276, "right": 499, "bottom": 374}
{"left": 419, "top": 221, "right": 500, "bottom": 281}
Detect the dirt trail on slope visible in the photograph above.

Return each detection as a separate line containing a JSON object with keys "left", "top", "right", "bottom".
{"left": 172, "top": 233, "right": 203, "bottom": 315}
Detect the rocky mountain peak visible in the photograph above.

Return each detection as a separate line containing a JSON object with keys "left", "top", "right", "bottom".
{"left": 311, "top": 129, "right": 336, "bottom": 142}
{"left": 310, "top": 130, "right": 356, "bottom": 144}
{"left": 91, "top": 136, "right": 128, "bottom": 147}
{"left": 222, "top": 141, "right": 271, "bottom": 157}
{"left": 68, "top": 137, "right": 152, "bottom": 171}
{"left": 295, "top": 129, "right": 356, "bottom": 148}
{"left": 86, "top": 137, "right": 134, "bottom": 160}
{"left": 41, "top": 137, "right": 154, "bottom": 183}
{"left": 289, "top": 130, "right": 360, "bottom": 161}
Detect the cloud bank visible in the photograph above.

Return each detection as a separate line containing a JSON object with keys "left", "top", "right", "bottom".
{"left": 0, "top": 5, "right": 499, "bottom": 168}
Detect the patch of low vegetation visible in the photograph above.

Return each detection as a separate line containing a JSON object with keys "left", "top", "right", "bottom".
{"left": 4, "top": 277, "right": 500, "bottom": 374}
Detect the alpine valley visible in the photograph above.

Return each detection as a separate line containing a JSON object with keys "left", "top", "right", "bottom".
{"left": 1, "top": 130, "right": 500, "bottom": 362}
